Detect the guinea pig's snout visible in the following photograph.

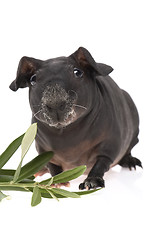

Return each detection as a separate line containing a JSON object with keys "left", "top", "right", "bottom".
{"left": 41, "top": 84, "right": 76, "bottom": 127}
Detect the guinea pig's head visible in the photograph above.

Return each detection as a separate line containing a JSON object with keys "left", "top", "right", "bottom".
{"left": 10, "top": 47, "right": 113, "bottom": 129}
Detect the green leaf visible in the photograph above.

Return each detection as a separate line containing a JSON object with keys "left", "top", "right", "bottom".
{"left": 73, "top": 188, "right": 102, "bottom": 196}
{"left": 0, "top": 169, "right": 15, "bottom": 176}
{"left": 13, "top": 123, "right": 37, "bottom": 182}
{"left": 39, "top": 177, "right": 53, "bottom": 185}
{"left": 16, "top": 151, "right": 53, "bottom": 182}
{"left": 21, "top": 123, "right": 37, "bottom": 160}
{"left": 50, "top": 188, "right": 80, "bottom": 198}
{"left": 53, "top": 165, "right": 86, "bottom": 184}
{"left": 39, "top": 188, "right": 101, "bottom": 199}
{"left": 46, "top": 189, "right": 59, "bottom": 201}
{"left": 39, "top": 166, "right": 85, "bottom": 185}
{"left": 39, "top": 189, "right": 65, "bottom": 199}
{"left": 0, "top": 175, "right": 14, "bottom": 182}
{"left": 31, "top": 186, "right": 42, "bottom": 207}
{"left": 0, "top": 191, "right": 9, "bottom": 202}
{"left": 0, "top": 169, "right": 35, "bottom": 180}
{"left": 0, "top": 174, "right": 35, "bottom": 183}
{"left": 0, "top": 186, "right": 31, "bottom": 192}
{"left": 46, "top": 177, "right": 54, "bottom": 186}
{"left": 0, "top": 134, "right": 24, "bottom": 169}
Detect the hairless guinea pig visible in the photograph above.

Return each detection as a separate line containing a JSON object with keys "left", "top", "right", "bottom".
{"left": 10, "top": 47, "right": 142, "bottom": 190}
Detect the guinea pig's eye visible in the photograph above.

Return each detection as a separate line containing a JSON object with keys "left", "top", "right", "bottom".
{"left": 30, "top": 74, "right": 37, "bottom": 86}
{"left": 73, "top": 68, "right": 84, "bottom": 78}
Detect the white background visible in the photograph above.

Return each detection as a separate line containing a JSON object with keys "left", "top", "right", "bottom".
{"left": 0, "top": 0, "right": 160, "bottom": 239}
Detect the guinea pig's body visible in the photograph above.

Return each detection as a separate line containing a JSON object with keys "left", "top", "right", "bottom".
{"left": 10, "top": 47, "right": 142, "bottom": 189}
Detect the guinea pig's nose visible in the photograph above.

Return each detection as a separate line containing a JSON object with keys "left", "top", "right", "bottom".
{"left": 58, "top": 101, "right": 66, "bottom": 111}
{"left": 46, "top": 104, "right": 53, "bottom": 112}
{"left": 46, "top": 101, "right": 66, "bottom": 112}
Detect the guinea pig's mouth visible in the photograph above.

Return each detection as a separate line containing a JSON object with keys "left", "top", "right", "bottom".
{"left": 33, "top": 104, "right": 87, "bottom": 129}
{"left": 43, "top": 108, "right": 77, "bottom": 128}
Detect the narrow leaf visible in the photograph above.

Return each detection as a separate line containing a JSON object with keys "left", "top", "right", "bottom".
{"left": 0, "top": 169, "right": 34, "bottom": 180}
{"left": 46, "top": 189, "right": 59, "bottom": 201}
{"left": 53, "top": 165, "right": 86, "bottom": 184}
{"left": 39, "top": 177, "right": 53, "bottom": 185}
{"left": 31, "top": 186, "right": 42, "bottom": 207}
{"left": 0, "top": 134, "right": 24, "bottom": 169}
{"left": 39, "top": 189, "right": 65, "bottom": 199}
{"left": 0, "top": 169, "right": 15, "bottom": 176}
{"left": 0, "top": 175, "right": 14, "bottom": 182}
{"left": 0, "top": 186, "right": 31, "bottom": 192}
{"left": 39, "top": 188, "right": 102, "bottom": 199}
{"left": 50, "top": 188, "right": 80, "bottom": 198}
{"left": 21, "top": 123, "right": 37, "bottom": 160}
{"left": 17, "top": 151, "right": 53, "bottom": 182}
{"left": 13, "top": 123, "right": 37, "bottom": 182}
{"left": 0, "top": 191, "right": 9, "bottom": 202}
{"left": 74, "top": 188, "right": 102, "bottom": 196}
{"left": 46, "top": 177, "right": 54, "bottom": 186}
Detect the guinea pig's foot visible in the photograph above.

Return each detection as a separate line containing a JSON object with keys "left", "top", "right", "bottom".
{"left": 79, "top": 177, "right": 105, "bottom": 190}
{"left": 119, "top": 154, "right": 143, "bottom": 170}
{"left": 34, "top": 167, "right": 49, "bottom": 178}
{"left": 50, "top": 182, "right": 70, "bottom": 188}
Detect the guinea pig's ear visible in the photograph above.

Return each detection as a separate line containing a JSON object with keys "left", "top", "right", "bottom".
{"left": 97, "top": 63, "right": 113, "bottom": 76}
{"left": 9, "top": 57, "right": 43, "bottom": 91}
{"left": 70, "top": 47, "right": 113, "bottom": 76}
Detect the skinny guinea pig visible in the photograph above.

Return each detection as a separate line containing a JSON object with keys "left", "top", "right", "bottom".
{"left": 10, "top": 47, "right": 142, "bottom": 190}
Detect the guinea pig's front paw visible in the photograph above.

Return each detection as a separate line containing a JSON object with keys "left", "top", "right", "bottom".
{"left": 79, "top": 177, "right": 105, "bottom": 190}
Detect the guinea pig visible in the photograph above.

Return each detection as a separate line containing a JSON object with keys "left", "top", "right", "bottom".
{"left": 10, "top": 47, "right": 142, "bottom": 190}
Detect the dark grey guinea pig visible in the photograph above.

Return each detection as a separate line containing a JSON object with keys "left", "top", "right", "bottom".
{"left": 10, "top": 47, "right": 142, "bottom": 190}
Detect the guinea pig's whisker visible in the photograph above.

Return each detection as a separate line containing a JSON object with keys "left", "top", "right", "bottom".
{"left": 32, "top": 104, "right": 41, "bottom": 107}
{"left": 73, "top": 104, "right": 87, "bottom": 110}
{"left": 33, "top": 109, "right": 42, "bottom": 117}
{"left": 43, "top": 113, "right": 51, "bottom": 120}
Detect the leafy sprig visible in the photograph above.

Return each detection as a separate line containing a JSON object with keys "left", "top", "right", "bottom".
{"left": 0, "top": 124, "right": 101, "bottom": 206}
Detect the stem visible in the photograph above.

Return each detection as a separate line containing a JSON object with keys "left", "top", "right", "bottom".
{"left": 0, "top": 181, "right": 36, "bottom": 189}
{"left": 0, "top": 181, "right": 55, "bottom": 191}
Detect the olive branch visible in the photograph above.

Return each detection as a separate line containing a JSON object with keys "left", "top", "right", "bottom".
{"left": 0, "top": 123, "right": 100, "bottom": 206}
